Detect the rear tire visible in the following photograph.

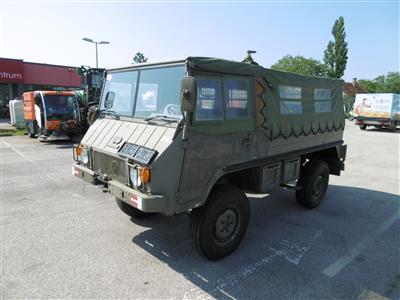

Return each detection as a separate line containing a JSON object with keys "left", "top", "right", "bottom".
{"left": 360, "top": 125, "right": 367, "bottom": 130}
{"left": 296, "top": 160, "right": 330, "bottom": 209}
{"left": 189, "top": 185, "right": 250, "bottom": 261}
{"left": 115, "top": 198, "right": 153, "bottom": 219}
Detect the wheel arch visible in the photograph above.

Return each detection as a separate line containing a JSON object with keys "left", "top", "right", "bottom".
{"left": 304, "top": 145, "right": 344, "bottom": 176}
{"left": 197, "top": 167, "right": 258, "bottom": 208}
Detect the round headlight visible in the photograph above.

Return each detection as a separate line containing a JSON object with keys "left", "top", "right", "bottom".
{"left": 81, "top": 149, "right": 89, "bottom": 165}
{"left": 129, "top": 167, "right": 138, "bottom": 188}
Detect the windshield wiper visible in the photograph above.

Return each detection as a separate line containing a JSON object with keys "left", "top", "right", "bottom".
{"left": 99, "top": 109, "right": 120, "bottom": 120}
{"left": 144, "top": 115, "right": 181, "bottom": 123}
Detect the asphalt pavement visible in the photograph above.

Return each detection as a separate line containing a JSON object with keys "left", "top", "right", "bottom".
{"left": 1, "top": 121, "right": 399, "bottom": 299}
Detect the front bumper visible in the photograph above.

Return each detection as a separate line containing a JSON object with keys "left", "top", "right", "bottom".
{"left": 41, "top": 126, "right": 80, "bottom": 138}
{"left": 72, "top": 164, "right": 166, "bottom": 213}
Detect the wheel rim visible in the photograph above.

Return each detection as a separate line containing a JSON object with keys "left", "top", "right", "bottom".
{"left": 213, "top": 207, "right": 240, "bottom": 245}
{"left": 312, "top": 175, "right": 325, "bottom": 199}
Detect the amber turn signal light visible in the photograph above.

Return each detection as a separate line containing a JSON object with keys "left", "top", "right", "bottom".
{"left": 138, "top": 167, "right": 151, "bottom": 184}
{"left": 75, "top": 145, "right": 83, "bottom": 156}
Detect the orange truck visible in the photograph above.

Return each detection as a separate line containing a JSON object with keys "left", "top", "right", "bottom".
{"left": 23, "top": 91, "right": 82, "bottom": 141}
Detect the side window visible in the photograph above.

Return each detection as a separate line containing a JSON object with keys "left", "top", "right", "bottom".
{"left": 278, "top": 85, "right": 302, "bottom": 114}
{"left": 34, "top": 95, "right": 43, "bottom": 110}
{"left": 224, "top": 78, "right": 250, "bottom": 119}
{"left": 34, "top": 95, "right": 41, "bottom": 105}
{"left": 195, "top": 78, "right": 223, "bottom": 121}
{"left": 314, "top": 88, "right": 331, "bottom": 113}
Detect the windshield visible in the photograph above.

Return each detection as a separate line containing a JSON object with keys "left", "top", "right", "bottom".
{"left": 91, "top": 72, "right": 103, "bottom": 87}
{"left": 43, "top": 95, "right": 79, "bottom": 120}
{"left": 100, "top": 65, "right": 185, "bottom": 119}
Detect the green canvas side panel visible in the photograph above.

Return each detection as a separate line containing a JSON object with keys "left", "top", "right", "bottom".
{"left": 187, "top": 57, "right": 344, "bottom": 140}
{"left": 188, "top": 57, "right": 345, "bottom": 140}
{"left": 260, "top": 68, "right": 344, "bottom": 139}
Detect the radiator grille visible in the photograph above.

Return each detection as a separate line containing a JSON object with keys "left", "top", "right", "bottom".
{"left": 92, "top": 151, "right": 126, "bottom": 183}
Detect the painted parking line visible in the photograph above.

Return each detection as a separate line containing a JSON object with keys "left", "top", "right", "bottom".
{"left": 1, "top": 139, "right": 66, "bottom": 183}
{"left": 1, "top": 139, "right": 34, "bottom": 162}
{"left": 322, "top": 209, "right": 400, "bottom": 278}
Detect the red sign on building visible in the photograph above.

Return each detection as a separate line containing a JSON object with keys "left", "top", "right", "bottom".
{"left": 23, "top": 63, "right": 81, "bottom": 87}
{"left": 0, "top": 58, "right": 24, "bottom": 83}
{"left": 0, "top": 57, "right": 81, "bottom": 87}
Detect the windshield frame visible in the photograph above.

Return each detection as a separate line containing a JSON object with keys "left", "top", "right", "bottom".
{"left": 41, "top": 93, "right": 80, "bottom": 121}
{"left": 99, "top": 61, "right": 187, "bottom": 123}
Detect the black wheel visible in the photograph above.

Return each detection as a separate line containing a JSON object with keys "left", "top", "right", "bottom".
{"left": 115, "top": 198, "right": 153, "bottom": 219}
{"left": 360, "top": 125, "right": 367, "bottom": 130}
{"left": 189, "top": 185, "right": 250, "bottom": 261}
{"left": 296, "top": 160, "right": 330, "bottom": 209}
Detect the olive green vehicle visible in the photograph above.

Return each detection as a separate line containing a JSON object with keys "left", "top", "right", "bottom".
{"left": 72, "top": 57, "right": 347, "bottom": 260}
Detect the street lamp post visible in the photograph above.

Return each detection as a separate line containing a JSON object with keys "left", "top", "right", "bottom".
{"left": 82, "top": 37, "right": 110, "bottom": 68}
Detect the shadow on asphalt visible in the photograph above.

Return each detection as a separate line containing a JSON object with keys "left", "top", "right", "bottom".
{"left": 130, "top": 185, "right": 399, "bottom": 299}
{"left": 363, "top": 128, "right": 400, "bottom": 134}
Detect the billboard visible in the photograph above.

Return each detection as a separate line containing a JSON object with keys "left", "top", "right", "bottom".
{"left": 354, "top": 93, "right": 399, "bottom": 119}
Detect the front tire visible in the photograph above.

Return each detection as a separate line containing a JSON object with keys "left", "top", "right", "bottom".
{"left": 115, "top": 198, "right": 153, "bottom": 219}
{"left": 189, "top": 185, "right": 250, "bottom": 261}
{"left": 360, "top": 125, "right": 367, "bottom": 130}
{"left": 296, "top": 160, "right": 330, "bottom": 209}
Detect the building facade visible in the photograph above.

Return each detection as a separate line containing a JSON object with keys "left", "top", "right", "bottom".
{"left": 0, "top": 57, "right": 81, "bottom": 106}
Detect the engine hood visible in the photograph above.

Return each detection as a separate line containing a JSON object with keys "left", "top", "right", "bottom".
{"left": 80, "top": 118, "right": 177, "bottom": 159}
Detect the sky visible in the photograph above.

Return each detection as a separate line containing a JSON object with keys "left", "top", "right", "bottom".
{"left": 0, "top": 0, "right": 399, "bottom": 81}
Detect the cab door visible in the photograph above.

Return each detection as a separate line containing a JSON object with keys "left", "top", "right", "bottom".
{"left": 177, "top": 74, "right": 257, "bottom": 204}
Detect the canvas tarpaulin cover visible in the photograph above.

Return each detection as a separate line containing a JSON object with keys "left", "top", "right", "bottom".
{"left": 187, "top": 57, "right": 345, "bottom": 140}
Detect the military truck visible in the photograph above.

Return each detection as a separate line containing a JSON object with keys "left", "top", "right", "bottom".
{"left": 72, "top": 57, "right": 347, "bottom": 260}
{"left": 24, "top": 91, "right": 81, "bottom": 141}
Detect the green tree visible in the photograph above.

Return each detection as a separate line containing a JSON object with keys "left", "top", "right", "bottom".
{"left": 271, "top": 55, "right": 327, "bottom": 76}
{"left": 357, "top": 79, "right": 378, "bottom": 93}
{"left": 358, "top": 72, "right": 400, "bottom": 93}
{"left": 133, "top": 52, "right": 148, "bottom": 64}
{"left": 385, "top": 72, "right": 400, "bottom": 93}
{"left": 323, "top": 16, "right": 348, "bottom": 78}
{"left": 343, "top": 95, "right": 355, "bottom": 115}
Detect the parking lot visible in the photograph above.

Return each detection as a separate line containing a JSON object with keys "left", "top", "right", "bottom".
{"left": 1, "top": 121, "right": 399, "bottom": 299}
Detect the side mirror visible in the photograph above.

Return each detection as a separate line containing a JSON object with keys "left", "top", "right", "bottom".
{"left": 180, "top": 76, "right": 197, "bottom": 113}
{"left": 104, "top": 91, "right": 115, "bottom": 109}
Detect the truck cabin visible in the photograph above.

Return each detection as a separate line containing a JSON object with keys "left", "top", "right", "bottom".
{"left": 23, "top": 91, "right": 81, "bottom": 140}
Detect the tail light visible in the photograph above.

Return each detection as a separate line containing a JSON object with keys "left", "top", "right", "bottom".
{"left": 355, "top": 120, "right": 364, "bottom": 125}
